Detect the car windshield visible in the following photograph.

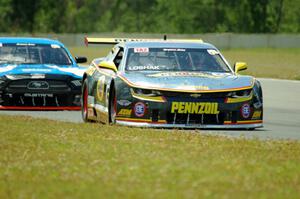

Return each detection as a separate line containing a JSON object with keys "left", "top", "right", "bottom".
{"left": 0, "top": 43, "right": 72, "bottom": 65}
{"left": 126, "top": 47, "right": 230, "bottom": 72}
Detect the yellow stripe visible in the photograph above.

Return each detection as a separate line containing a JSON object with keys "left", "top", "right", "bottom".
{"left": 116, "top": 117, "right": 167, "bottom": 123}
{"left": 92, "top": 61, "right": 116, "bottom": 78}
{"left": 116, "top": 117, "right": 151, "bottom": 122}
{"left": 224, "top": 120, "right": 262, "bottom": 124}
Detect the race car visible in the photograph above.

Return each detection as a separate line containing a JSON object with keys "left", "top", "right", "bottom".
{"left": 0, "top": 37, "right": 87, "bottom": 110}
{"left": 81, "top": 37, "right": 263, "bottom": 129}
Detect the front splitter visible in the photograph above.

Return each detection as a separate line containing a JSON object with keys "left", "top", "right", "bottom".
{"left": 116, "top": 120, "right": 263, "bottom": 129}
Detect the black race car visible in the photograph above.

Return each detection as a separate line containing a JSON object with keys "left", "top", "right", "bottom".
{"left": 81, "top": 37, "right": 263, "bottom": 129}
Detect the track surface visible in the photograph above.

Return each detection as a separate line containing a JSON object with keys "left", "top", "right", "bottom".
{"left": 1, "top": 78, "right": 300, "bottom": 140}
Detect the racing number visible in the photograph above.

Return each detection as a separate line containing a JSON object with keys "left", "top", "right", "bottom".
{"left": 96, "top": 76, "right": 106, "bottom": 102}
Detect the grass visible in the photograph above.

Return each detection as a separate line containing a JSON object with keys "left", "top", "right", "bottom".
{"left": 69, "top": 47, "right": 300, "bottom": 80}
{"left": 70, "top": 46, "right": 110, "bottom": 64}
{"left": 222, "top": 48, "right": 300, "bottom": 80}
{"left": 1, "top": 115, "right": 300, "bottom": 199}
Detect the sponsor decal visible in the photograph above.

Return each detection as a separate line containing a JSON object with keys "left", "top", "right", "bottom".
{"left": 5, "top": 74, "right": 45, "bottom": 80}
{"left": 31, "top": 74, "right": 45, "bottom": 79}
{"left": 194, "top": 86, "right": 209, "bottom": 90}
{"left": 207, "top": 49, "right": 219, "bottom": 55}
{"left": 22, "top": 68, "right": 51, "bottom": 72}
{"left": 16, "top": 43, "right": 35, "bottom": 46}
{"left": 88, "top": 108, "right": 94, "bottom": 117}
{"left": 128, "top": 65, "right": 160, "bottom": 71}
{"left": 171, "top": 102, "right": 220, "bottom": 114}
{"left": 51, "top": 44, "right": 61, "bottom": 49}
{"left": 117, "top": 109, "right": 132, "bottom": 117}
{"left": 134, "top": 47, "right": 149, "bottom": 53}
{"left": 163, "top": 48, "right": 186, "bottom": 52}
{"left": 117, "top": 100, "right": 132, "bottom": 106}
{"left": 148, "top": 72, "right": 223, "bottom": 78}
{"left": 134, "top": 102, "right": 146, "bottom": 117}
{"left": 252, "top": 111, "right": 262, "bottom": 119}
{"left": 241, "top": 103, "right": 251, "bottom": 118}
{"left": 27, "top": 81, "right": 49, "bottom": 89}
{"left": 24, "top": 93, "right": 53, "bottom": 97}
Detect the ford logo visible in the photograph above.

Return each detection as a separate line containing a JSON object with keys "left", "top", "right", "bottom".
{"left": 27, "top": 81, "right": 49, "bottom": 89}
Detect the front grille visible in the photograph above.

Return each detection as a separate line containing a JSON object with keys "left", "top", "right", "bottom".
{"left": 166, "top": 112, "right": 226, "bottom": 125}
{"left": 7, "top": 80, "right": 70, "bottom": 92}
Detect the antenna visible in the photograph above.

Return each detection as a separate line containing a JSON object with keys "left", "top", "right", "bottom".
{"left": 163, "top": 35, "right": 167, "bottom": 41}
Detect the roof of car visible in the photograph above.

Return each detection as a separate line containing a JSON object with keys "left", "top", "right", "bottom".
{"left": 122, "top": 41, "right": 216, "bottom": 49}
{"left": 0, "top": 37, "right": 64, "bottom": 46}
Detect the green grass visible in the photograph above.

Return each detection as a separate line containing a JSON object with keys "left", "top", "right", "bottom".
{"left": 69, "top": 46, "right": 110, "bottom": 64}
{"left": 69, "top": 47, "right": 300, "bottom": 80}
{"left": 222, "top": 48, "right": 300, "bottom": 80}
{"left": 1, "top": 115, "right": 300, "bottom": 199}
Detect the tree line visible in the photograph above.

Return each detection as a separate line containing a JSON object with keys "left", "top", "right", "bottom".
{"left": 0, "top": 0, "right": 299, "bottom": 34}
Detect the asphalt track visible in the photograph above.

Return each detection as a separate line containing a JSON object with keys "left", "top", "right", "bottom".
{"left": 1, "top": 78, "right": 300, "bottom": 140}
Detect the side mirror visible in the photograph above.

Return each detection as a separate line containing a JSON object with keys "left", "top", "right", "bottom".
{"left": 98, "top": 61, "right": 117, "bottom": 72}
{"left": 75, "top": 56, "right": 87, "bottom": 63}
{"left": 234, "top": 62, "right": 247, "bottom": 73}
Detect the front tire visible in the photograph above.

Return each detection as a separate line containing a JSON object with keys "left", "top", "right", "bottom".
{"left": 109, "top": 87, "right": 117, "bottom": 124}
{"left": 81, "top": 79, "right": 90, "bottom": 122}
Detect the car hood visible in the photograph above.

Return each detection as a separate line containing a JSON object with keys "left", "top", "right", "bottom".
{"left": 0, "top": 64, "right": 86, "bottom": 78}
{"left": 119, "top": 71, "right": 254, "bottom": 92}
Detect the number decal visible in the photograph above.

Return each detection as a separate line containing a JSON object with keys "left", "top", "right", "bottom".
{"left": 96, "top": 76, "right": 106, "bottom": 102}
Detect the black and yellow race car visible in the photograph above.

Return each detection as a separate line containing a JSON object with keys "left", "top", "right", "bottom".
{"left": 81, "top": 37, "right": 263, "bottom": 129}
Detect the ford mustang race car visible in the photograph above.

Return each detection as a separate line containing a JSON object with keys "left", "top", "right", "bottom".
{"left": 82, "top": 37, "right": 263, "bottom": 129}
{"left": 0, "top": 37, "right": 87, "bottom": 110}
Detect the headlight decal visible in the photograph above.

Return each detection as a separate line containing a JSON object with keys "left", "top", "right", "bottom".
{"left": 225, "top": 90, "right": 253, "bottom": 103}
{"left": 130, "top": 88, "right": 166, "bottom": 102}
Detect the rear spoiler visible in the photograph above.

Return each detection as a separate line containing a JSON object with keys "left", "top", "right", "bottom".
{"left": 84, "top": 36, "right": 203, "bottom": 46}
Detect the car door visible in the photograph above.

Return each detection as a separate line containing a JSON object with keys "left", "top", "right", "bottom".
{"left": 93, "top": 46, "right": 124, "bottom": 122}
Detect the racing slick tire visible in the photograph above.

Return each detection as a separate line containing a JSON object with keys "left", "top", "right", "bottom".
{"left": 109, "top": 86, "right": 117, "bottom": 124}
{"left": 81, "top": 79, "right": 92, "bottom": 122}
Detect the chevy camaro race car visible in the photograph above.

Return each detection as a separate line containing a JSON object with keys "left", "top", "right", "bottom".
{"left": 0, "top": 37, "right": 87, "bottom": 110}
{"left": 82, "top": 37, "right": 263, "bottom": 129}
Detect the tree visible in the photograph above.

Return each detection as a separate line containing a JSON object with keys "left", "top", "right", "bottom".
{"left": 0, "top": 0, "right": 299, "bottom": 33}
